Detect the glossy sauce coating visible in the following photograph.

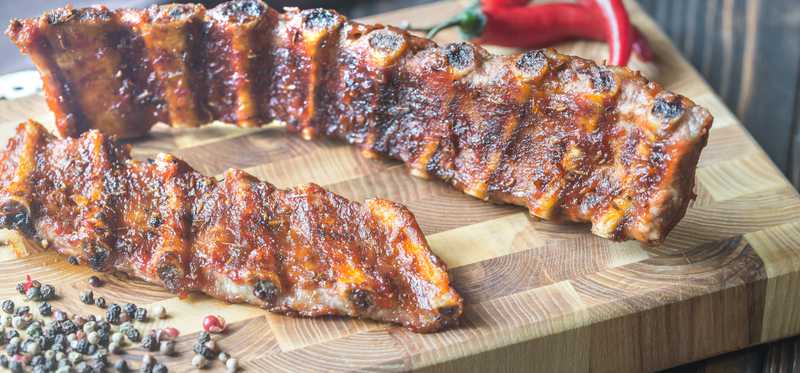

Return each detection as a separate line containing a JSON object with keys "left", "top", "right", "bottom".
{"left": 6, "top": 0, "right": 713, "bottom": 243}
{"left": 0, "top": 120, "right": 462, "bottom": 332}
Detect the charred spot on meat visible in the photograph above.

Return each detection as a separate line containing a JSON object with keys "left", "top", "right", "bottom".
{"left": 0, "top": 120, "right": 463, "bottom": 332}
{"left": 5, "top": 1, "right": 714, "bottom": 243}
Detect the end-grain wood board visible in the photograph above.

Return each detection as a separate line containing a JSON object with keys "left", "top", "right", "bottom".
{"left": 1, "top": 1, "right": 799, "bottom": 372}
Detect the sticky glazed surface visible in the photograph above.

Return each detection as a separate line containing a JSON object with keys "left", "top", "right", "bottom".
{"left": 0, "top": 120, "right": 463, "bottom": 332}
{"left": 6, "top": 0, "right": 714, "bottom": 243}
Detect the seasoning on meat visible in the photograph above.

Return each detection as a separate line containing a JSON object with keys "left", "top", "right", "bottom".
{"left": 5, "top": 0, "right": 714, "bottom": 243}
{"left": 0, "top": 120, "right": 463, "bottom": 333}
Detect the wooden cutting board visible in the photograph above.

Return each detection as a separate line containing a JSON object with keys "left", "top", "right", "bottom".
{"left": 1, "top": 1, "right": 799, "bottom": 372}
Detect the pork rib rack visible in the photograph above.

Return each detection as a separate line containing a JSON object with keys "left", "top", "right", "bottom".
{"left": 6, "top": 1, "right": 714, "bottom": 243}
{"left": 0, "top": 120, "right": 463, "bottom": 332}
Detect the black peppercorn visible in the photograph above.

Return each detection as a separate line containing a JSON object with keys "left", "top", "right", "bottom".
{"left": 67, "top": 256, "right": 79, "bottom": 265}
{"left": 59, "top": 320, "right": 78, "bottom": 335}
{"left": 114, "top": 359, "right": 129, "bottom": 372}
{"left": 0, "top": 354, "right": 7, "bottom": 368}
{"left": 96, "top": 321, "right": 111, "bottom": 334}
{"left": 141, "top": 335, "right": 157, "bottom": 351}
{"left": 5, "top": 329, "right": 19, "bottom": 340}
{"left": 152, "top": 363, "right": 168, "bottom": 373}
{"left": 14, "top": 306, "right": 29, "bottom": 316}
{"left": 74, "top": 339, "right": 90, "bottom": 354}
{"left": 106, "top": 304, "right": 121, "bottom": 325}
{"left": 193, "top": 343, "right": 216, "bottom": 359}
{"left": 123, "top": 303, "right": 137, "bottom": 316}
{"left": 134, "top": 308, "right": 147, "bottom": 322}
{"left": 96, "top": 329, "right": 110, "bottom": 346}
{"left": 30, "top": 355, "right": 45, "bottom": 367}
{"left": 88, "top": 276, "right": 103, "bottom": 288}
{"left": 94, "top": 297, "right": 106, "bottom": 308}
{"left": 197, "top": 331, "right": 211, "bottom": 344}
{"left": 1, "top": 300, "right": 13, "bottom": 314}
{"left": 79, "top": 290, "right": 93, "bottom": 305}
{"left": 15, "top": 283, "right": 24, "bottom": 295}
{"left": 38, "top": 302, "right": 52, "bottom": 317}
{"left": 39, "top": 285, "right": 55, "bottom": 301}
{"left": 125, "top": 328, "right": 141, "bottom": 343}
{"left": 75, "top": 362, "right": 91, "bottom": 373}
{"left": 6, "top": 341, "right": 20, "bottom": 355}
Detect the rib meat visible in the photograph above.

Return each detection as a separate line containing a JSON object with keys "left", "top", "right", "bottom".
{"left": 0, "top": 120, "right": 463, "bottom": 332}
{"left": 6, "top": 1, "right": 714, "bottom": 243}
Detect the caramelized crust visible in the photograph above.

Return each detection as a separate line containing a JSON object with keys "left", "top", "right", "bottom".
{"left": 6, "top": 1, "right": 713, "bottom": 243}
{"left": 0, "top": 120, "right": 462, "bottom": 332}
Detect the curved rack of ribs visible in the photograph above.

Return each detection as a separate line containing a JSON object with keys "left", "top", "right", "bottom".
{"left": 0, "top": 120, "right": 463, "bottom": 333}
{"left": 6, "top": 0, "right": 714, "bottom": 243}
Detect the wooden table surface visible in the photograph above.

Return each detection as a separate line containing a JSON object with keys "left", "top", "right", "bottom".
{"left": 1, "top": 1, "right": 800, "bottom": 372}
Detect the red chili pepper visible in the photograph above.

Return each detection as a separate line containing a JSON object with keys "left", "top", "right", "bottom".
{"left": 420, "top": 0, "right": 651, "bottom": 66}
{"left": 480, "top": 0, "right": 529, "bottom": 7}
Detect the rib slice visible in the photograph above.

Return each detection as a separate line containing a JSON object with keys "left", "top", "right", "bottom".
{"left": 0, "top": 120, "right": 463, "bottom": 332}
{"left": 6, "top": 1, "right": 714, "bottom": 243}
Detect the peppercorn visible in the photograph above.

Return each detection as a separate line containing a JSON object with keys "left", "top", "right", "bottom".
{"left": 79, "top": 290, "right": 93, "bottom": 305}
{"left": 226, "top": 358, "right": 239, "bottom": 372}
{"left": 141, "top": 335, "right": 157, "bottom": 351}
{"left": 141, "top": 353, "right": 155, "bottom": 369}
{"left": 134, "top": 308, "right": 147, "bottom": 322}
{"left": 26, "top": 323, "right": 43, "bottom": 338}
{"left": 5, "top": 329, "right": 19, "bottom": 340}
{"left": 75, "top": 362, "right": 91, "bottom": 373}
{"left": 67, "top": 256, "right": 79, "bottom": 265}
{"left": 25, "top": 286, "right": 41, "bottom": 301}
{"left": 0, "top": 354, "right": 7, "bottom": 368}
{"left": 38, "top": 303, "right": 52, "bottom": 317}
{"left": 14, "top": 306, "right": 29, "bottom": 317}
{"left": 197, "top": 331, "right": 211, "bottom": 344}
{"left": 113, "top": 359, "right": 128, "bottom": 372}
{"left": 59, "top": 320, "right": 78, "bottom": 335}
{"left": 159, "top": 340, "right": 175, "bottom": 356}
{"left": 153, "top": 363, "right": 168, "bottom": 373}
{"left": 53, "top": 310, "right": 67, "bottom": 322}
{"left": 1, "top": 300, "right": 13, "bottom": 314}
{"left": 96, "top": 321, "right": 111, "bottom": 334}
{"left": 191, "top": 355, "right": 208, "bottom": 369}
{"left": 6, "top": 341, "right": 19, "bottom": 355}
{"left": 74, "top": 339, "right": 90, "bottom": 354}
{"left": 109, "top": 342, "right": 121, "bottom": 354}
{"left": 152, "top": 305, "right": 166, "bottom": 320}
{"left": 125, "top": 328, "right": 141, "bottom": 343}
{"left": 87, "top": 332, "right": 99, "bottom": 345}
{"left": 39, "top": 285, "right": 55, "bottom": 301}
{"left": 95, "top": 297, "right": 107, "bottom": 308}
{"left": 123, "top": 303, "right": 137, "bottom": 316}
{"left": 106, "top": 304, "right": 121, "bottom": 325}
{"left": 15, "top": 283, "right": 24, "bottom": 295}
{"left": 88, "top": 276, "right": 103, "bottom": 288}
{"left": 94, "top": 349, "right": 109, "bottom": 364}
{"left": 30, "top": 355, "right": 45, "bottom": 367}
{"left": 43, "top": 358, "right": 57, "bottom": 371}
{"left": 193, "top": 342, "right": 216, "bottom": 359}
{"left": 96, "top": 330, "right": 110, "bottom": 346}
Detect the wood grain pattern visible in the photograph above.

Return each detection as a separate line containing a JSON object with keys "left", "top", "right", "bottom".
{"left": 0, "top": 1, "right": 798, "bottom": 371}
{"left": 638, "top": 0, "right": 800, "bottom": 192}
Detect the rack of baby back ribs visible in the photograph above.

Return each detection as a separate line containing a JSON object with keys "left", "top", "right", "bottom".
{"left": 6, "top": 0, "right": 712, "bottom": 243}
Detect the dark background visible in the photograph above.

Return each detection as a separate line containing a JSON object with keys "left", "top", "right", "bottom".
{"left": 1, "top": 1, "right": 800, "bottom": 371}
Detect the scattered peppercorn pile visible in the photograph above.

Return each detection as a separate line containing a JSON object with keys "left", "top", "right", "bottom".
{"left": 0, "top": 274, "right": 240, "bottom": 372}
